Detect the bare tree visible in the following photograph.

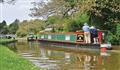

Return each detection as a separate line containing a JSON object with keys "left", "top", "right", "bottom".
{"left": 0, "top": 0, "right": 17, "bottom": 4}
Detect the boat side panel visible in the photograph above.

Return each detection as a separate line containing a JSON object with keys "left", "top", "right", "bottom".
{"left": 39, "top": 33, "right": 77, "bottom": 42}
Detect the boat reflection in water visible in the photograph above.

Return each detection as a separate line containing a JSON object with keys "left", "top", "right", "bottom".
{"left": 15, "top": 41, "right": 120, "bottom": 70}
{"left": 38, "top": 43, "right": 110, "bottom": 70}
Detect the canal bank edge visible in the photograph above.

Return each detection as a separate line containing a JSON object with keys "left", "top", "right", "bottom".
{"left": 0, "top": 41, "right": 43, "bottom": 70}
{"left": 0, "top": 39, "right": 17, "bottom": 44}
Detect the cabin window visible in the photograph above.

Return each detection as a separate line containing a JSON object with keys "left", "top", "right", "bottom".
{"left": 65, "top": 35, "right": 70, "bottom": 41}
{"left": 41, "top": 35, "right": 44, "bottom": 39}
{"left": 48, "top": 35, "right": 51, "bottom": 39}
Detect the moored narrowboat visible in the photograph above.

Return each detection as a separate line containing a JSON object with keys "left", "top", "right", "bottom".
{"left": 38, "top": 31, "right": 112, "bottom": 50}
{"left": 27, "top": 33, "right": 38, "bottom": 41}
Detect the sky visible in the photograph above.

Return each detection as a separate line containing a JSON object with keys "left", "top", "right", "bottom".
{"left": 0, "top": 0, "right": 38, "bottom": 24}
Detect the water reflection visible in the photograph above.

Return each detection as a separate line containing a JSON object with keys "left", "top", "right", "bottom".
{"left": 28, "top": 41, "right": 32, "bottom": 48}
{"left": 10, "top": 41, "right": 120, "bottom": 70}
{"left": 40, "top": 47, "right": 48, "bottom": 59}
{"left": 65, "top": 53, "right": 70, "bottom": 62}
{"left": 6, "top": 42, "right": 17, "bottom": 52}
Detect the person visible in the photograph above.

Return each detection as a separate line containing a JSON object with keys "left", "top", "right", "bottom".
{"left": 82, "top": 23, "right": 91, "bottom": 43}
{"left": 90, "top": 26, "right": 98, "bottom": 44}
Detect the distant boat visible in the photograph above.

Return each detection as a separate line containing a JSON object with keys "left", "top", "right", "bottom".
{"left": 0, "top": 34, "right": 16, "bottom": 39}
{"left": 27, "top": 33, "right": 37, "bottom": 41}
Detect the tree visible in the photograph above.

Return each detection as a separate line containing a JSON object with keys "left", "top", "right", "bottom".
{"left": 116, "top": 23, "right": 120, "bottom": 37}
{"left": 90, "top": 0, "right": 120, "bottom": 29}
{"left": 0, "top": 0, "right": 4, "bottom": 3}
{"left": 0, "top": 0, "right": 16, "bottom": 4}
{"left": 16, "top": 19, "right": 46, "bottom": 37}
{"left": 65, "top": 12, "right": 90, "bottom": 32}
{"left": 0, "top": 20, "right": 6, "bottom": 28}
{"left": 0, "top": 20, "right": 8, "bottom": 34}
{"left": 46, "top": 16, "right": 63, "bottom": 31}
{"left": 9, "top": 19, "right": 19, "bottom": 34}
{"left": 30, "top": 0, "right": 97, "bottom": 18}
{"left": 30, "top": 0, "right": 81, "bottom": 18}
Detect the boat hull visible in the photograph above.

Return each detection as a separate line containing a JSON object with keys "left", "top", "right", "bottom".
{"left": 38, "top": 39, "right": 100, "bottom": 50}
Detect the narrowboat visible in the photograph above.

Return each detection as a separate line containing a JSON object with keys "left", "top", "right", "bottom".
{"left": 27, "top": 33, "right": 38, "bottom": 41}
{"left": 38, "top": 31, "right": 112, "bottom": 50}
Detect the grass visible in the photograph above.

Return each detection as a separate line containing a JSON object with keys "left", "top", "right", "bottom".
{"left": 0, "top": 45, "right": 42, "bottom": 70}
{"left": 0, "top": 39, "right": 17, "bottom": 44}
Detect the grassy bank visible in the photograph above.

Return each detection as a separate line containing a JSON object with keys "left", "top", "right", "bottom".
{"left": 0, "top": 45, "right": 42, "bottom": 70}
{"left": 0, "top": 39, "right": 17, "bottom": 44}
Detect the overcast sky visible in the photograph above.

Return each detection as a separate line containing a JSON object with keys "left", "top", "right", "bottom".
{"left": 0, "top": 0, "right": 37, "bottom": 24}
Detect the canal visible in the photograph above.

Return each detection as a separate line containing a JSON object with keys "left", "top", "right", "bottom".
{"left": 8, "top": 41, "right": 120, "bottom": 70}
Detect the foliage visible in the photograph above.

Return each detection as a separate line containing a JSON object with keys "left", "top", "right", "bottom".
{"left": 116, "top": 23, "right": 120, "bottom": 43}
{"left": 116, "top": 23, "right": 120, "bottom": 37}
{"left": 106, "top": 31, "right": 115, "bottom": 42}
{"left": 16, "top": 19, "right": 46, "bottom": 37}
{"left": 0, "top": 20, "right": 19, "bottom": 34}
{"left": 30, "top": 0, "right": 78, "bottom": 17}
{"left": 66, "top": 20, "right": 81, "bottom": 32}
{"left": 90, "top": 0, "right": 120, "bottom": 30}
{"left": 91, "top": 0, "right": 120, "bottom": 23}
{"left": 74, "top": 12, "right": 90, "bottom": 24}
{"left": 106, "top": 23, "right": 120, "bottom": 44}
{"left": 65, "top": 13, "right": 90, "bottom": 32}
{"left": 30, "top": 0, "right": 96, "bottom": 18}
{"left": 0, "top": 0, "right": 16, "bottom": 4}
{"left": 9, "top": 19, "right": 19, "bottom": 34}
{"left": 0, "top": 45, "right": 42, "bottom": 70}
{"left": 46, "top": 16, "right": 64, "bottom": 32}
{"left": 0, "top": 20, "right": 8, "bottom": 34}
{"left": 0, "top": 39, "right": 14, "bottom": 44}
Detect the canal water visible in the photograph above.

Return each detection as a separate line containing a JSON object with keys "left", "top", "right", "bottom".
{"left": 8, "top": 41, "right": 120, "bottom": 70}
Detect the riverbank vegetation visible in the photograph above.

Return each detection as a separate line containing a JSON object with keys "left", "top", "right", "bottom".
{"left": 0, "top": 0, "right": 120, "bottom": 45}
{"left": 0, "top": 45, "right": 42, "bottom": 70}
{"left": 0, "top": 39, "right": 17, "bottom": 44}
